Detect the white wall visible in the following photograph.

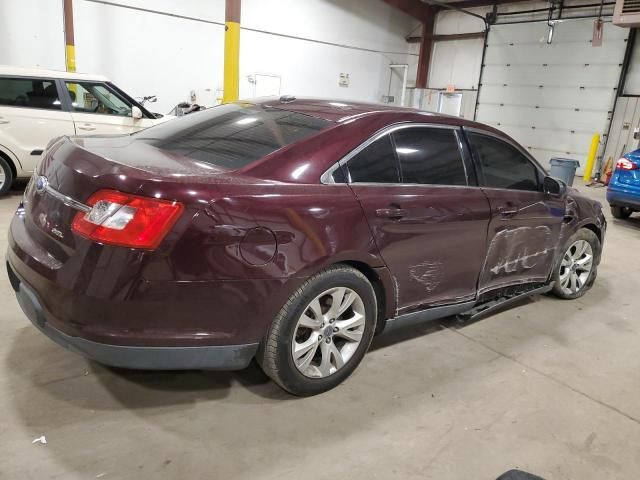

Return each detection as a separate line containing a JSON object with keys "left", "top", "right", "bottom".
{"left": 0, "top": 0, "right": 418, "bottom": 113}
{"left": 0, "top": 0, "right": 66, "bottom": 70}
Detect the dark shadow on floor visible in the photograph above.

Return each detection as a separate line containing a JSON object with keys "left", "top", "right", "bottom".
{"left": 610, "top": 215, "right": 640, "bottom": 231}
{"left": 99, "top": 359, "right": 293, "bottom": 408}
{"left": 11, "top": 178, "right": 29, "bottom": 191}
{"left": 5, "top": 327, "right": 294, "bottom": 416}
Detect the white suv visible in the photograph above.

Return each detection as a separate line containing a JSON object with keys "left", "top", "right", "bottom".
{"left": 0, "top": 66, "right": 173, "bottom": 195}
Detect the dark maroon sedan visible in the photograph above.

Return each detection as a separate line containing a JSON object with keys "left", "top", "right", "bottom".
{"left": 6, "top": 97, "right": 605, "bottom": 396}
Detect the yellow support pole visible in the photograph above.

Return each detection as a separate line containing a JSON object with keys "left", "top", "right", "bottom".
{"left": 63, "top": 0, "right": 76, "bottom": 72}
{"left": 583, "top": 133, "right": 600, "bottom": 183}
{"left": 222, "top": 0, "right": 241, "bottom": 104}
{"left": 65, "top": 44, "right": 76, "bottom": 73}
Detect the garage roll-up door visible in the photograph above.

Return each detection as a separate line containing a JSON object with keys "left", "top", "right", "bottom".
{"left": 475, "top": 20, "right": 628, "bottom": 174}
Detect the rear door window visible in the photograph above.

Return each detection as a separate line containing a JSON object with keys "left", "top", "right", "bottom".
{"left": 392, "top": 127, "right": 467, "bottom": 186}
{"left": 467, "top": 132, "right": 540, "bottom": 191}
{"left": 136, "top": 103, "right": 330, "bottom": 169}
{"left": 347, "top": 134, "right": 400, "bottom": 183}
{"left": 0, "top": 77, "right": 62, "bottom": 110}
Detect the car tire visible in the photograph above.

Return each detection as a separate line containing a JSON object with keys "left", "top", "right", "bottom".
{"left": 611, "top": 205, "right": 632, "bottom": 219}
{"left": 257, "top": 264, "right": 377, "bottom": 396}
{"left": 0, "top": 156, "right": 13, "bottom": 196}
{"left": 551, "top": 228, "right": 600, "bottom": 300}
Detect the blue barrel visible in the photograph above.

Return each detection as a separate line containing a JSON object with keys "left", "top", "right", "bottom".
{"left": 549, "top": 158, "right": 580, "bottom": 186}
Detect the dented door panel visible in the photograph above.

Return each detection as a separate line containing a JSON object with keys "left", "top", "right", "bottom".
{"left": 478, "top": 188, "right": 565, "bottom": 294}
{"left": 351, "top": 184, "right": 491, "bottom": 314}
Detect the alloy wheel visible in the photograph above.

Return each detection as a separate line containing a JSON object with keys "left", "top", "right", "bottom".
{"left": 559, "top": 239, "right": 593, "bottom": 295}
{"left": 292, "top": 287, "right": 366, "bottom": 378}
{"left": 0, "top": 170, "right": 5, "bottom": 190}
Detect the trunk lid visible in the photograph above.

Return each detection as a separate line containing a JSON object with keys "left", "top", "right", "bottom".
{"left": 24, "top": 135, "right": 230, "bottom": 253}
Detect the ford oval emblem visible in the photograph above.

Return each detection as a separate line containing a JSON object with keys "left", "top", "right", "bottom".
{"left": 35, "top": 176, "right": 48, "bottom": 194}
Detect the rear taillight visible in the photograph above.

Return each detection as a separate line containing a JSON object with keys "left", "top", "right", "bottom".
{"left": 72, "top": 190, "right": 184, "bottom": 249}
{"left": 616, "top": 158, "right": 639, "bottom": 171}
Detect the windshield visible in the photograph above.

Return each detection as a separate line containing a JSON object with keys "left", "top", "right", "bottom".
{"left": 135, "top": 103, "right": 331, "bottom": 169}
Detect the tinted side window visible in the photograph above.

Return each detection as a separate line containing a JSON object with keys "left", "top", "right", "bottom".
{"left": 0, "top": 78, "right": 61, "bottom": 110}
{"left": 331, "top": 165, "right": 347, "bottom": 183}
{"left": 468, "top": 133, "right": 539, "bottom": 191}
{"left": 393, "top": 127, "right": 467, "bottom": 186}
{"left": 347, "top": 134, "right": 399, "bottom": 183}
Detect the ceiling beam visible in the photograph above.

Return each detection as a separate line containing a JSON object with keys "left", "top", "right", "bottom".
{"left": 440, "top": 0, "right": 533, "bottom": 9}
{"left": 383, "top": 0, "right": 432, "bottom": 21}
{"left": 407, "top": 31, "right": 485, "bottom": 42}
{"left": 416, "top": 11, "right": 435, "bottom": 88}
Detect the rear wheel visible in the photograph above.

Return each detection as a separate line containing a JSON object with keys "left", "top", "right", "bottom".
{"left": 551, "top": 228, "right": 600, "bottom": 300}
{"left": 611, "top": 205, "right": 632, "bottom": 219}
{"left": 0, "top": 156, "right": 13, "bottom": 196}
{"left": 258, "top": 265, "right": 377, "bottom": 396}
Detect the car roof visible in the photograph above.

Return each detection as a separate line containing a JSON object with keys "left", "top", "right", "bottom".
{"left": 252, "top": 96, "right": 495, "bottom": 132}
{"left": 253, "top": 96, "right": 431, "bottom": 122}
{"left": 242, "top": 96, "right": 520, "bottom": 183}
{"left": 0, "top": 65, "right": 109, "bottom": 82}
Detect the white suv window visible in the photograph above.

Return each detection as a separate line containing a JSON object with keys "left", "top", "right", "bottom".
{"left": 65, "top": 81, "right": 132, "bottom": 117}
{"left": 0, "top": 77, "right": 62, "bottom": 110}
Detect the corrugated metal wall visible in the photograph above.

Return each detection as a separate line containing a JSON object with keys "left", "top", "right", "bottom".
{"left": 475, "top": 20, "right": 628, "bottom": 174}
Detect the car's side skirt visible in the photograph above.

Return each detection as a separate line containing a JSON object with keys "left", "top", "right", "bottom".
{"left": 458, "top": 283, "right": 554, "bottom": 323}
{"left": 384, "top": 300, "right": 476, "bottom": 332}
{"left": 382, "top": 282, "right": 554, "bottom": 333}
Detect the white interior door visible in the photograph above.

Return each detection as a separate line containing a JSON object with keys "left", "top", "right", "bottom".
{"left": 475, "top": 20, "right": 628, "bottom": 175}
{"left": 253, "top": 74, "right": 281, "bottom": 97}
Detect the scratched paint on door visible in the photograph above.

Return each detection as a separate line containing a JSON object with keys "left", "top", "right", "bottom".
{"left": 481, "top": 226, "right": 554, "bottom": 281}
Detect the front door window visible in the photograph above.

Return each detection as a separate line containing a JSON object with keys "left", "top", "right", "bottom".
{"left": 65, "top": 82, "right": 132, "bottom": 117}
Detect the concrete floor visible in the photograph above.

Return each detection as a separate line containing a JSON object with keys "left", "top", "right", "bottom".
{"left": 1, "top": 181, "right": 639, "bottom": 480}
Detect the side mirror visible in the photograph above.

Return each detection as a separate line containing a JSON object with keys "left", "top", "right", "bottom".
{"left": 543, "top": 176, "right": 566, "bottom": 197}
{"left": 131, "top": 106, "right": 143, "bottom": 120}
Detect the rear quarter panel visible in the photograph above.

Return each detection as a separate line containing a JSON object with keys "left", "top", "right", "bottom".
{"left": 135, "top": 181, "right": 394, "bottom": 339}
{"left": 141, "top": 182, "right": 384, "bottom": 282}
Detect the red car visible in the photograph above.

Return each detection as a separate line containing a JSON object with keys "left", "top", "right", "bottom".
{"left": 6, "top": 97, "right": 605, "bottom": 396}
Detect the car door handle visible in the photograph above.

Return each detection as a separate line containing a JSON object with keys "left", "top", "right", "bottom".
{"left": 497, "top": 205, "right": 519, "bottom": 216}
{"left": 376, "top": 208, "right": 408, "bottom": 219}
{"left": 77, "top": 124, "right": 96, "bottom": 131}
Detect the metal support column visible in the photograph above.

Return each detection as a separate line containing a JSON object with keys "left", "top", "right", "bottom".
{"left": 416, "top": 9, "right": 435, "bottom": 89}
{"left": 223, "top": 0, "right": 241, "bottom": 103}
{"left": 63, "top": 0, "right": 76, "bottom": 72}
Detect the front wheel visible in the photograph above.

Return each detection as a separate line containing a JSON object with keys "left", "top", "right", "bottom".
{"left": 551, "top": 228, "right": 600, "bottom": 300}
{"left": 611, "top": 205, "right": 632, "bottom": 219}
{"left": 258, "top": 265, "right": 377, "bottom": 396}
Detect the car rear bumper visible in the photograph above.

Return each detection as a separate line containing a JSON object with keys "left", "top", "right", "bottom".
{"left": 7, "top": 259, "right": 258, "bottom": 370}
{"left": 607, "top": 186, "right": 640, "bottom": 209}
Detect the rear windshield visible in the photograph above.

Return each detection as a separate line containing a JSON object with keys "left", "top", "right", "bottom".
{"left": 136, "top": 103, "right": 331, "bottom": 169}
